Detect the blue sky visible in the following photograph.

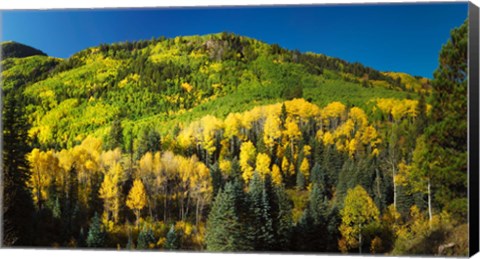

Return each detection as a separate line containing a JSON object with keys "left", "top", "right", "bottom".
{"left": 1, "top": 3, "right": 468, "bottom": 78}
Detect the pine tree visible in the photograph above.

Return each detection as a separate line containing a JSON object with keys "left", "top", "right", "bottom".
{"left": 423, "top": 19, "right": 468, "bottom": 220}
{"left": 248, "top": 173, "right": 275, "bottom": 251}
{"left": 205, "top": 182, "right": 251, "bottom": 251}
{"left": 52, "top": 197, "right": 62, "bottom": 219}
{"left": 296, "top": 170, "right": 306, "bottom": 190}
{"left": 2, "top": 90, "right": 35, "bottom": 246}
{"left": 137, "top": 223, "right": 156, "bottom": 249}
{"left": 210, "top": 162, "right": 223, "bottom": 197}
{"left": 126, "top": 234, "right": 135, "bottom": 250}
{"left": 164, "top": 224, "right": 180, "bottom": 250}
{"left": 86, "top": 212, "right": 105, "bottom": 248}
{"left": 273, "top": 184, "right": 293, "bottom": 250}
{"left": 105, "top": 118, "right": 123, "bottom": 151}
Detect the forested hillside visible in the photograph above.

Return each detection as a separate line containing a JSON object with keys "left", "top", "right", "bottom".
{"left": 1, "top": 20, "right": 468, "bottom": 255}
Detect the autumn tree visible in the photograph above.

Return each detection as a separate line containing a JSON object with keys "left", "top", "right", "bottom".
{"left": 339, "top": 185, "right": 379, "bottom": 254}
{"left": 239, "top": 141, "right": 256, "bottom": 184}
{"left": 99, "top": 163, "right": 122, "bottom": 223}
{"left": 126, "top": 179, "right": 147, "bottom": 225}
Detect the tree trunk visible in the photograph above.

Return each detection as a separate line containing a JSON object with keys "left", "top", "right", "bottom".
{"left": 359, "top": 227, "right": 362, "bottom": 254}
{"left": 428, "top": 178, "right": 432, "bottom": 226}
{"left": 195, "top": 199, "right": 200, "bottom": 227}
{"left": 135, "top": 209, "right": 140, "bottom": 227}
{"left": 164, "top": 193, "right": 167, "bottom": 222}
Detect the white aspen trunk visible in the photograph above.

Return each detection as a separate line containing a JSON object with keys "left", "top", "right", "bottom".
{"left": 359, "top": 225, "right": 362, "bottom": 254}
{"left": 195, "top": 199, "right": 200, "bottom": 227}
{"left": 393, "top": 165, "right": 397, "bottom": 210}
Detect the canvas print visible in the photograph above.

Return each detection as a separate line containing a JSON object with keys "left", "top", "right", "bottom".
{"left": 0, "top": 2, "right": 475, "bottom": 256}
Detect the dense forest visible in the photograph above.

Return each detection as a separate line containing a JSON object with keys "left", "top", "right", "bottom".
{"left": 1, "top": 19, "right": 468, "bottom": 255}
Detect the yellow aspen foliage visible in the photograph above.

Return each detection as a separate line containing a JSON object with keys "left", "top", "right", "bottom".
{"left": 139, "top": 152, "right": 155, "bottom": 176}
{"left": 219, "top": 159, "right": 232, "bottom": 176}
{"left": 299, "top": 157, "right": 310, "bottom": 180}
{"left": 276, "top": 145, "right": 285, "bottom": 161}
{"left": 57, "top": 149, "right": 74, "bottom": 173}
{"left": 395, "top": 160, "right": 410, "bottom": 187}
{"left": 361, "top": 126, "right": 381, "bottom": 146}
{"left": 271, "top": 164, "right": 283, "bottom": 186}
{"left": 240, "top": 141, "right": 256, "bottom": 183}
{"left": 347, "top": 138, "right": 357, "bottom": 158}
{"left": 200, "top": 115, "right": 223, "bottom": 156}
{"left": 303, "top": 145, "right": 312, "bottom": 157}
{"left": 323, "top": 131, "right": 335, "bottom": 145}
{"left": 255, "top": 153, "right": 271, "bottom": 179}
{"left": 289, "top": 163, "right": 296, "bottom": 176}
{"left": 181, "top": 82, "right": 193, "bottom": 93}
{"left": 27, "top": 149, "right": 60, "bottom": 207}
{"left": 285, "top": 98, "right": 321, "bottom": 119}
{"left": 376, "top": 98, "right": 418, "bottom": 121}
{"left": 100, "top": 148, "right": 122, "bottom": 170}
{"left": 339, "top": 185, "right": 379, "bottom": 253}
{"left": 263, "top": 114, "right": 282, "bottom": 150}
{"left": 322, "top": 101, "right": 346, "bottom": 126}
{"left": 348, "top": 107, "right": 368, "bottom": 128}
{"left": 126, "top": 179, "right": 147, "bottom": 225}
{"left": 191, "top": 161, "right": 213, "bottom": 224}
{"left": 224, "top": 113, "right": 242, "bottom": 140}
{"left": 285, "top": 117, "right": 301, "bottom": 142}
{"left": 99, "top": 163, "right": 121, "bottom": 223}
{"left": 281, "top": 157, "right": 289, "bottom": 173}
{"left": 316, "top": 129, "right": 324, "bottom": 141}
{"left": 177, "top": 124, "right": 195, "bottom": 148}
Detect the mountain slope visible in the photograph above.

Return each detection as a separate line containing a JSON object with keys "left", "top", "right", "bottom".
{"left": 1, "top": 41, "right": 47, "bottom": 59}
{"left": 2, "top": 33, "right": 427, "bottom": 149}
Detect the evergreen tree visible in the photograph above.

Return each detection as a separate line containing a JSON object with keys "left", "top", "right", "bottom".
{"left": 164, "top": 224, "right": 180, "bottom": 250}
{"left": 137, "top": 223, "right": 156, "bottom": 249}
{"left": 86, "top": 212, "right": 105, "bottom": 248}
{"left": 415, "top": 93, "right": 427, "bottom": 136}
{"left": 273, "top": 184, "right": 293, "bottom": 250}
{"left": 205, "top": 182, "right": 252, "bottom": 251}
{"left": 296, "top": 170, "right": 306, "bottom": 190}
{"left": 248, "top": 173, "right": 275, "bottom": 251}
{"left": 52, "top": 197, "right": 62, "bottom": 219}
{"left": 2, "top": 90, "right": 35, "bottom": 246}
{"left": 423, "top": 19, "right": 468, "bottom": 220}
{"left": 210, "top": 162, "right": 223, "bottom": 197}
{"left": 294, "top": 183, "right": 329, "bottom": 251}
{"left": 105, "top": 118, "right": 123, "bottom": 151}
{"left": 126, "top": 234, "right": 135, "bottom": 250}
{"left": 135, "top": 127, "right": 161, "bottom": 161}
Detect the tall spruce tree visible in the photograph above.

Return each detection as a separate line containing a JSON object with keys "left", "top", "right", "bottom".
{"left": 105, "top": 118, "right": 123, "bottom": 151}
{"left": 205, "top": 182, "right": 251, "bottom": 251}
{"left": 423, "top": 19, "right": 468, "bottom": 220}
{"left": 248, "top": 173, "right": 275, "bottom": 251}
{"left": 137, "top": 223, "right": 156, "bottom": 249}
{"left": 2, "top": 90, "right": 35, "bottom": 246}
{"left": 86, "top": 212, "right": 105, "bottom": 248}
{"left": 164, "top": 224, "right": 180, "bottom": 250}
